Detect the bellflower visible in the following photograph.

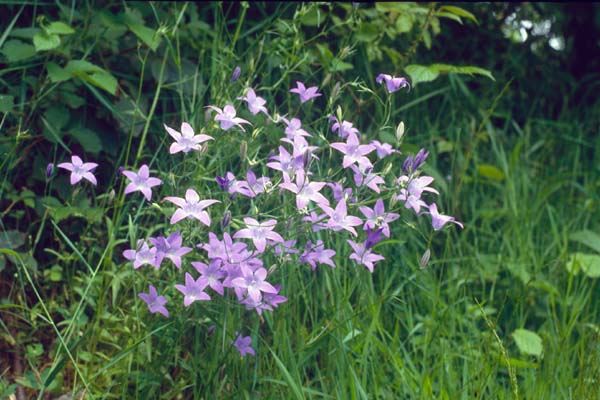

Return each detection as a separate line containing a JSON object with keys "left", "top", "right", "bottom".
{"left": 266, "top": 145, "right": 305, "bottom": 178}
{"left": 238, "top": 88, "right": 269, "bottom": 116}
{"left": 330, "top": 132, "right": 376, "bottom": 170}
{"left": 164, "top": 122, "right": 214, "bottom": 154}
{"left": 290, "top": 81, "right": 322, "bottom": 103}
{"left": 206, "top": 105, "right": 251, "bottom": 131}
{"left": 122, "top": 164, "right": 162, "bottom": 201}
{"left": 281, "top": 117, "right": 311, "bottom": 140}
{"left": 123, "top": 239, "right": 158, "bottom": 269}
{"left": 242, "top": 284, "right": 287, "bottom": 315}
{"left": 57, "top": 155, "right": 98, "bottom": 186}
{"left": 318, "top": 198, "right": 362, "bottom": 236}
{"left": 164, "top": 188, "right": 220, "bottom": 225}
{"left": 192, "top": 259, "right": 226, "bottom": 295}
{"left": 359, "top": 198, "right": 399, "bottom": 237}
{"left": 426, "top": 203, "right": 464, "bottom": 231}
{"left": 148, "top": 231, "right": 192, "bottom": 269}
{"left": 245, "top": 170, "right": 270, "bottom": 196}
{"left": 280, "top": 169, "right": 330, "bottom": 210}
{"left": 375, "top": 73, "right": 411, "bottom": 93}
{"left": 215, "top": 172, "right": 253, "bottom": 198}
{"left": 370, "top": 140, "right": 396, "bottom": 159}
{"left": 350, "top": 164, "right": 385, "bottom": 193}
{"left": 231, "top": 265, "right": 278, "bottom": 303}
{"left": 300, "top": 240, "right": 336, "bottom": 270}
{"left": 174, "top": 272, "right": 211, "bottom": 307}
{"left": 233, "top": 218, "right": 284, "bottom": 253}
{"left": 347, "top": 239, "right": 385, "bottom": 272}
{"left": 233, "top": 333, "right": 255, "bottom": 357}
{"left": 138, "top": 284, "right": 169, "bottom": 317}
{"left": 329, "top": 117, "right": 359, "bottom": 139}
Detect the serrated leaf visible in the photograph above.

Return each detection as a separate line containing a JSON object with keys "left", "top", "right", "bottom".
{"left": 478, "top": 164, "right": 505, "bottom": 181}
{"left": 404, "top": 64, "right": 440, "bottom": 86}
{"left": 512, "top": 329, "right": 543, "bottom": 357}
{"left": 1, "top": 39, "right": 36, "bottom": 62}
{"left": 439, "top": 5, "right": 478, "bottom": 24}
{"left": 569, "top": 230, "right": 600, "bottom": 254}
{"left": 46, "top": 62, "right": 71, "bottom": 82}
{"left": 0, "top": 95, "right": 14, "bottom": 113}
{"left": 68, "top": 127, "right": 102, "bottom": 154}
{"left": 46, "top": 21, "right": 75, "bottom": 35}
{"left": 567, "top": 253, "right": 600, "bottom": 278}
{"left": 33, "top": 32, "right": 60, "bottom": 51}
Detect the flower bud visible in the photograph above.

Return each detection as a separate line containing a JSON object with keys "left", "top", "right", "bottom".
{"left": 396, "top": 121, "right": 405, "bottom": 143}
{"left": 419, "top": 249, "right": 431, "bottom": 269}
{"left": 231, "top": 66, "right": 241, "bottom": 82}
{"left": 45, "top": 163, "right": 54, "bottom": 179}
{"left": 221, "top": 211, "right": 231, "bottom": 229}
{"left": 240, "top": 140, "right": 247, "bottom": 161}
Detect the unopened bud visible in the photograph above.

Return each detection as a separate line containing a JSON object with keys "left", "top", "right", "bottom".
{"left": 336, "top": 105, "right": 343, "bottom": 125}
{"left": 419, "top": 249, "right": 431, "bottom": 269}
{"left": 108, "top": 189, "right": 115, "bottom": 204}
{"left": 45, "top": 163, "right": 54, "bottom": 179}
{"left": 396, "top": 121, "right": 405, "bottom": 143}
{"left": 240, "top": 140, "right": 247, "bottom": 161}
{"left": 331, "top": 81, "right": 341, "bottom": 99}
{"left": 221, "top": 211, "right": 231, "bottom": 229}
{"left": 231, "top": 66, "right": 241, "bottom": 82}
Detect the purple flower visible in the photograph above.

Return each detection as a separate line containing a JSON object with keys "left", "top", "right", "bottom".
{"left": 123, "top": 239, "right": 158, "bottom": 269}
{"left": 164, "top": 188, "right": 220, "bottom": 225}
{"left": 242, "top": 284, "right": 287, "bottom": 315}
{"left": 233, "top": 333, "right": 255, "bottom": 357}
{"left": 215, "top": 172, "right": 253, "bottom": 198}
{"left": 318, "top": 198, "right": 363, "bottom": 236}
{"left": 281, "top": 117, "right": 311, "bottom": 141}
{"left": 57, "top": 155, "right": 98, "bottom": 186}
{"left": 273, "top": 240, "right": 300, "bottom": 256}
{"left": 122, "top": 164, "right": 162, "bottom": 201}
{"left": 302, "top": 211, "right": 328, "bottom": 232}
{"left": 245, "top": 170, "right": 270, "bottom": 196}
{"left": 148, "top": 231, "right": 192, "bottom": 269}
{"left": 327, "top": 182, "right": 354, "bottom": 203}
{"left": 238, "top": 88, "right": 268, "bottom": 116}
{"left": 192, "top": 259, "right": 226, "bottom": 295}
{"left": 426, "top": 203, "right": 464, "bottom": 231}
{"left": 164, "top": 122, "right": 214, "bottom": 154}
{"left": 329, "top": 117, "right": 359, "bottom": 139}
{"left": 300, "top": 240, "right": 336, "bottom": 270}
{"left": 138, "top": 284, "right": 169, "bottom": 317}
{"left": 402, "top": 149, "right": 429, "bottom": 174}
{"left": 359, "top": 198, "right": 399, "bottom": 237}
{"left": 231, "top": 265, "right": 278, "bottom": 303}
{"left": 395, "top": 175, "right": 439, "bottom": 213}
{"left": 232, "top": 66, "right": 241, "bottom": 82}
{"left": 279, "top": 169, "right": 330, "bottom": 210}
{"left": 266, "top": 145, "right": 305, "bottom": 178}
{"left": 347, "top": 239, "right": 385, "bottom": 272}
{"left": 370, "top": 140, "right": 396, "bottom": 159}
{"left": 290, "top": 81, "right": 322, "bottom": 103}
{"left": 330, "top": 132, "right": 375, "bottom": 170}
{"left": 174, "top": 272, "right": 211, "bottom": 307}
{"left": 375, "top": 73, "right": 410, "bottom": 93}
{"left": 46, "top": 163, "right": 54, "bottom": 179}
{"left": 206, "top": 105, "right": 251, "bottom": 131}
{"left": 350, "top": 164, "right": 385, "bottom": 193}
{"left": 233, "top": 217, "right": 284, "bottom": 253}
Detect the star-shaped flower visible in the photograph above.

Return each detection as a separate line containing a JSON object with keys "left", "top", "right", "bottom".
{"left": 164, "top": 188, "right": 220, "bottom": 225}
{"left": 318, "top": 198, "right": 363, "bottom": 236}
{"left": 233, "top": 333, "right": 256, "bottom": 357}
{"left": 206, "top": 105, "right": 251, "bottom": 131}
{"left": 359, "top": 198, "right": 399, "bottom": 237}
{"left": 122, "top": 165, "right": 162, "bottom": 201}
{"left": 375, "top": 73, "right": 411, "bottom": 93}
{"left": 138, "top": 284, "right": 169, "bottom": 317}
{"left": 290, "top": 81, "right": 322, "bottom": 103}
{"left": 148, "top": 231, "right": 192, "bottom": 269}
{"left": 164, "top": 122, "right": 213, "bottom": 154}
{"left": 238, "top": 88, "right": 269, "bottom": 116}
{"left": 231, "top": 265, "right": 278, "bottom": 303}
{"left": 233, "top": 217, "right": 284, "bottom": 253}
{"left": 426, "top": 203, "right": 464, "bottom": 231}
{"left": 279, "top": 169, "right": 330, "bottom": 210}
{"left": 174, "top": 272, "right": 211, "bottom": 307}
{"left": 347, "top": 239, "right": 385, "bottom": 272}
{"left": 330, "top": 132, "right": 376, "bottom": 170}
{"left": 57, "top": 155, "right": 98, "bottom": 186}
{"left": 123, "top": 239, "right": 158, "bottom": 269}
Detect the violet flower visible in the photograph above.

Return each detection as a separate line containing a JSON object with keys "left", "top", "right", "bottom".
{"left": 231, "top": 66, "right": 241, "bottom": 82}
{"left": 206, "top": 105, "right": 251, "bottom": 131}
{"left": 426, "top": 203, "right": 464, "bottom": 231}
{"left": 329, "top": 116, "right": 359, "bottom": 139}
{"left": 138, "top": 284, "right": 169, "bottom": 317}
{"left": 192, "top": 259, "right": 226, "bottom": 295}
{"left": 290, "top": 81, "right": 322, "bottom": 103}
{"left": 279, "top": 169, "right": 330, "bottom": 210}
{"left": 300, "top": 240, "right": 336, "bottom": 270}
{"left": 231, "top": 265, "right": 278, "bottom": 303}
{"left": 233, "top": 333, "right": 255, "bottom": 357}
{"left": 376, "top": 73, "right": 411, "bottom": 93}
{"left": 174, "top": 272, "right": 211, "bottom": 307}
{"left": 164, "top": 122, "right": 214, "bottom": 154}
{"left": 330, "top": 132, "right": 375, "bottom": 170}
{"left": 123, "top": 239, "right": 158, "bottom": 269}
{"left": 233, "top": 218, "right": 284, "bottom": 253}
{"left": 57, "top": 155, "right": 98, "bottom": 186}
{"left": 164, "top": 188, "right": 220, "bottom": 226}
{"left": 148, "top": 231, "right": 192, "bottom": 269}
{"left": 370, "top": 140, "right": 396, "bottom": 159}
{"left": 359, "top": 198, "right": 399, "bottom": 237}
{"left": 318, "top": 198, "right": 362, "bottom": 236}
{"left": 347, "top": 239, "right": 385, "bottom": 272}
{"left": 238, "top": 88, "right": 269, "bottom": 116}
{"left": 122, "top": 164, "right": 163, "bottom": 201}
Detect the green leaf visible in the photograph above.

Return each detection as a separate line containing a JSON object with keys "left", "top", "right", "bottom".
{"left": 46, "top": 21, "right": 75, "bottom": 35}
{"left": 123, "top": 10, "right": 161, "bottom": 52}
{"left": 65, "top": 60, "right": 104, "bottom": 74}
{"left": 0, "top": 95, "right": 14, "bottom": 113}
{"left": 64, "top": 60, "right": 118, "bottom": 95}
{"left": 439, "top": 5, "right": 478, "bottom": 24}
{"left": 478, "top": 164, "right": 505, "bottom": 181}
{"left": 395, "top": 14, "right": 414, "bottom": 33}
{"left": 33, "top": 32, "right": 60, "bottom": 51}
{"left": 86, "top": 72, "right": 118, "bottom": 95}
{"left": 435, "top": 11, "right": 463, "bottom": 25}
{"left": 512, "top": 329, "right": 543, "bottom": 357}
{"left": 1, "top": 39, "right": 36, "bottom": 62}
{"left": 567, "top": 253, "right": 600, "bottom": 278}
{"left": 330, "top": 59, "right": 353, "bottom": 72}
{"left": 0, "top": 230, "right": 26, "bottom": 249}
{"left": 404, "top": 64, "right": 440, "bottom": 86}
{"left": 300, "top": 5, "right": 324, "bottom": 27}
{"left": 44, "top": 105, "right": 70, "bottom": 130}
{"left": 68, "top": 127, "right": 103, "bottom": 154}
{"left": 431, "top": 64, "right": 495, "bottom": 81}
{"left": 46, "top": 62, "right": 71, "bottom": 82}
{"left": 569, "top": 230, "right": 600, "bottom": 253}
{"left": 356, "top": 22, "right": 379, "bottom": 42}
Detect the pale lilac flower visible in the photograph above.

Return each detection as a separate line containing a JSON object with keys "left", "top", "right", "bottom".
{"left": 242, "top": 284, "right": 287, "bottom": 315}
{"left": 174, "top": 272, "right": 211, "bottom": 307}
{"left": 232, "top": 66, "right": 241, "bottom": 82}
{"left": 234, "top": 218, "right": 284, "bottom": 253}
{"left": 164, "top": 188, "right": 220, "bottom": 225}
{"left": 279, "top": 169, "right": 330, "bottom": 210}
{"left": 300, "top": 240, "right": 336, "bottom": 270}
{"left": 233, "top": 333, "right": 255, "bottom": 357}
{"left": 290, "top": 81, "right": 322, "bottom": 103}
{"left": 123, "top": 239, "right": 157, "bottom": 269}
{"left": 192, "top": 259, "right": 226, "bottom": 295}
{"left": 395, "top": 175, "right": 438, "bottom": 213}
{"left": 238, "top": 88, "right": 269, "bottom": 116}
{"left": 318, "top": 198, "right": 362, "bottom": 236}
{"left": 350, "top": 164, "right": 385, "bottom": 193}
{"left": 148, "top": 231, "right": 192, "bottom": 269}
{"left": 330, "top": 132, "right": 375, "bottom": 170}
{"left": 347, "top": 239, "right": 385, "bottom": 272}
{"left": 231, "top": 265, "right": 278, "bottom": 303}
{"left": 281, "top": 117, "right": 311, "bottom": 140}
{"left": 138, "top": 284, "right": 169, "bottom": 317}
{"left": 57, "top": 155, "right": 98, "bottom": 186}
{"left": 122, "top": 164, "right": 162, "bottom": 201}
{"left": 375, "top": 73, "right": 410, "bottom": 93}
{"left": 273, "top": 240, "right": 300, "bottom": 256}
{"left": 406, "top": 176, "right": 439, "bottom": 199}
{"left": 359, "top": 198, "right": 399, "bottom": 237}
{"left": 370, "top": 140, "right": 396, "bottom": 159}
{"left": 266, "top": 145, "right": 305, "bottom": 178}
{"left": 215, "top": 172, "right": 253, "bottom": 198}
{"left": 245, "top": 170, "right": 270, "bottom": 196}
{"left": 302, "top": 211, "right": 328, "bottom": 232}
{"left": 327, "top": 182, "right": 354, "bottom": 203}
{"left": 329, "top": 117, "right": 359, "bottom": 139}
{"left": 164, "top": 122, "right": 214, "bottom": 154}
{"left": 206, "top": 105, "right": 251, "bottom": 131}
{"left": 426, "top": 203, "right": 464, "bottom": 231}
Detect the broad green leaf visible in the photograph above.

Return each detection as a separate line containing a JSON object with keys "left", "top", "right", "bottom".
{"left": 439, "top": 5, "right": 478, "bottom": 24}
{"left": 356, "top": 22, "right": 379, "bottom": 42}
{"left": 68, "top": 127, "right": 102, "bottom": 154}
{"left": 435, "top": 11, "right": 463, "bottom": 25}
{"left": 512, "top": 329, "right": 543, "bottom": 357}
{"left": 405, "top": 64, "right": 440, "bottom": 86}
{"left": 422, "top": 29, "right": 432, "bottom": 49}
{"left": 567, "top": 253, "right": 600, "bottom": 278}
{"left": 46, "top": 21, "right": 75, "bottom": 35}
{"left": 0, "top": 95, "right": 14, "bottom": 113}
{"left": 44, "top": 105, "right": 70, "bottom": 130}
{"left": 33, "top": 32, "right": 60, "bottom": 51}
{"left": 395, "top": 14, "right": 414, "bottom": 33}
{"left": 86, "top": 72, "right": 118, "bottom": 95}
{"left": 478, "top": 164, "right": 505, "bottom": 181}
{"left": 330, "top": 59, "right": 353, "bottom": 72}
{"left": 65, "top": 60, "right": 104, "bottom": 74}
{"left": 569, "top": 230, "right": 600, "bottom": 254}
{"left": 300, "top": 5, "right": 324, "bottom": 27}
{"left": 46, "top": 62, "right": 71, "bottom": 82}
{"left": 9, "top": 27, "right": 40, "bottom": 40}
{"left": 1, "top": 39, "right": 36, "bottom": 62}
